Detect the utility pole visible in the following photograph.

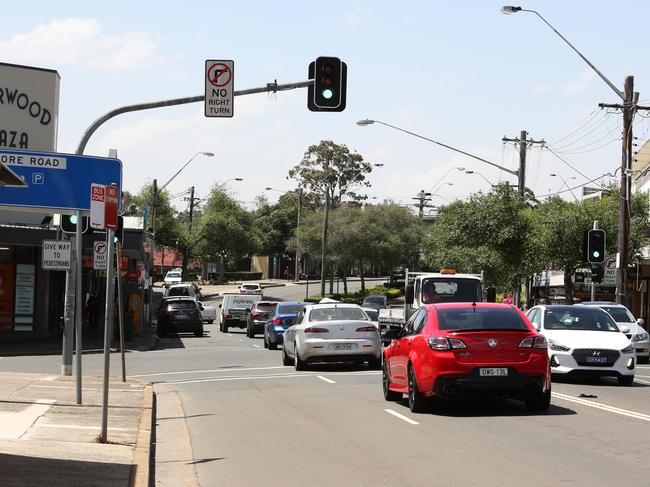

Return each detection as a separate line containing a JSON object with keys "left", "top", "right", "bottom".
{"left": 599, "top": 76, "right": 650, "bottom": 305}
{"left": 502, "top": 130, "right": 545, "bottom": 308}
{"left": 294, "top": 187, "right": 303, "bottom": 283}
{"left": 412, "top": 190, "right": 433, "bottom": 220}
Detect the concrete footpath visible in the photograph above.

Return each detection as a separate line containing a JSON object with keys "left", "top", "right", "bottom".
{"left": 0, "top": 372, "right": 153, "bottom": 487}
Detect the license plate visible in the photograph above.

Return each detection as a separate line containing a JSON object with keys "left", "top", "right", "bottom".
{"left": 176, "top": 313, "right": 190, "bottom": 320}
{"left": 333, "top": 343, "right": 354, "bottom": 351}
{"left": 586, "top": 356, "right": 608, "bottom": 364}
{"left": 479, "top": 368, "right": 508, "bottom": 377}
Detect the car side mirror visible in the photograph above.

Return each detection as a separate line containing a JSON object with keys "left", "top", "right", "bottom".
{"left": 620, "top": 325, "right": 631, "bottom": 334}
{"left": 637, "top": 318, "right": 645, "bottom": 327}
{"left": 383, "top": 329, "right": 400, "bottom": 340}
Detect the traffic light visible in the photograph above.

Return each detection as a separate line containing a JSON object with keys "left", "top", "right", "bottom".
{"left": 113, "top": 216, "right": 124, "bottom": 244}
{"left": 308, "top": 56, "right": 347, "bottom": 112}
{"left": 587, "top": 229, "right": 606, "bottom": 264}
{"left": 591, "top": 264, "right": 604, "bottom": 284}
{"left": 60, "top": 214, "right": 89, "bottom": 234}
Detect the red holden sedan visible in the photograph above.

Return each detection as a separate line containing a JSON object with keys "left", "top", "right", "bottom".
{"left": 383, "top": 303, "right": 551, "bottom": 413}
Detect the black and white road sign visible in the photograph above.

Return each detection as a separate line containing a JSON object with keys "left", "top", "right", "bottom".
{"left": 205, "top": 60, "right": 234, "bottom": 118}
{"left": 42, "top": 240, "right": 71, "bottom": 270}
{"left": 94, "top": 241, "right": 107, "bottom": 270}
{"left": 604, "top": 255, "right": 616, "bottom": 284}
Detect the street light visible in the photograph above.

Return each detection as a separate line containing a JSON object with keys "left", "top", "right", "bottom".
{"left": 549, "top": 173, "right": 578, "bottom": 202}
{"left": 502, "top": 6, "right": 634, "bottom": 305}
{"left": 465, "top": 170, "right": 495, "bottom": 186}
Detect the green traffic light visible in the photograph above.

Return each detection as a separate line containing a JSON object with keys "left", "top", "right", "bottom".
{"left": 69, "top": 215, "right": 78, "bottom": 225}
{"left": 593, "top": 251, "right": 600, "bottom": 258}
{"left": 321, "top": 88, "right": 334, "bottom": 100}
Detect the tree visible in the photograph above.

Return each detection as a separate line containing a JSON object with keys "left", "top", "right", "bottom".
{"left": 289, "top": 140, "right": 373, "bottom": 295}
{"left": 253, "top": 191, "right": 300, "bottom": 257}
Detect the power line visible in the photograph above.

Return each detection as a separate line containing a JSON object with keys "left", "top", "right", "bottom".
{"left": 536, "top": 170, "right": 615, "bottom": 198}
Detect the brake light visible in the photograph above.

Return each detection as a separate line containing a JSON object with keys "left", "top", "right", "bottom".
{"left": 304, "top": 327, "right": 329, "bottom": 333}
{"left": 273, "top": 318, "right": 285, "bottom": 325}
{"left": 428, "top": 336, "right": 466, "bottom": 351}
{"left": 519, "top": 336, "right": 547, "bottom": 349}
{"left": 355, "top": 326, "right": 376, "bottom": 332}
{"left": 224, "top": 314, "right": 231, "bottom": 319}
{"left": 251, "top": 311, "right": 264, "bottom": 318}
{"left": 192, "top": 308, "right": 201, "bottom": 316}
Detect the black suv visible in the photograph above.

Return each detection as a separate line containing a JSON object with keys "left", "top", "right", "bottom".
{"left": 157, "top": 297, "right": 203, "bottom": 337}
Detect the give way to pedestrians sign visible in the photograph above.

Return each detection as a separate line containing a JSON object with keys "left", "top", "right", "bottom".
{"left": 42, "top": 240, "right": 71, "bottom": 271}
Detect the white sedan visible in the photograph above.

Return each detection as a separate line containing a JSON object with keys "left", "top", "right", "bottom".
{"left": 281, "top": 303, "right": 382, "bottom": 370}
{"left": 526, "top": 304, "right": 635, "bottom": 385}
{"left": 239, "top": 283, "right": 263, "bottom": 295}
{"left": 197, "top": 301, "right": 216, "bottom": 324}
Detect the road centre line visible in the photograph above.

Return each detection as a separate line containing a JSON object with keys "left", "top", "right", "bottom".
{"left": 552, "top": 392, "right": 650, "bottom": 422}
{"left": 131, "top": 365, "right": 286, "bottom": 378}
{"left": 317, "top": 376, "right": 336, "bottom": 384}
{"left": 157, "top": 370, "right": 381, "bottom": 385}
{"left": 384, "top": 409, "right": 419, "bottom": 425}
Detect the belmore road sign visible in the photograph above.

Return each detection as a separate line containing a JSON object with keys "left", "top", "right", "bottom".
{"left": 42, "top": 240, "right": 71, "bottom": 271}
{"left": 0, "top": 149, "right": 122, "bottom": 213}
{"left": 604, "top": 256, "right": 616, "bottom": 284}
{"left": 94, "top": 241, "right": 107, "bottom": 271}
{"left": 205, "top": 60, "right": 234, "bottom": 118}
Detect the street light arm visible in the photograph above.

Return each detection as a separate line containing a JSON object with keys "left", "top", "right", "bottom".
{"left": 159, "top": 152, "right": 211, "bottom": 192}
{"left": 521, "top": 9, "right": 624, "bottom": 100}
{"left": 374, "top": 121, "right": 518, "bottom": 177}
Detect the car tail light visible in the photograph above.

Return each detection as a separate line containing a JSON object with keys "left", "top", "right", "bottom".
{"left": 224, "top": 314, "right": 231, "bottom": 319}
{"left": 355, "top": 326, "right": 376, "bottom": 332}
{"left": 304, "top": 327, "right": 329, "bottom": 333}
{"left": 273, "top": 318, "right": 285, "bottom": 325}
{"left": 428, "top": 336, "right": 466, "bottom": 351}
{"left": 192, "top": 308, "right": 201, "bottom": 316}
{"left": 519, "top": 336, "right": 547, "bottom": 349}
{"left": 251, "top": 311, "right": 264, "bottom": 318}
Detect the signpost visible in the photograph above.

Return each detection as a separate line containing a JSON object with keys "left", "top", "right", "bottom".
{"left": 205, "top": 60, "right": 234, "bottom": 118}
{"left": 42, "top": 240, "right": 72, "bottom": 271}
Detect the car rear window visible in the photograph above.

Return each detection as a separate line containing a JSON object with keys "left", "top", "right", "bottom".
{"left": 278, "top": 304, "right": 303, "bottom": 315}
{"left": 437, "top": 307, "right": 530, "bottom": 331}
{"left": 309, "top": 307, "right": 367, "bottom": 321}
{"left": 242, "top": 284, "right": 258, "bottom": 289}
{"left": 168, "top": 287, "right": 190, "bottom": 297}
{"left": 363, "top": 296, "right": 385, "bottom": 305}
{"left": 167, "top": 272, "right": 181, "bottom": 278}
{"left": 167, "top": 300, "right": 196, "bottom": 310}
{"left": 364, "top": 309, "right": 379, "bottom": 321}
{"left": 256, "top": 303, "right": 277, "bottom": 312}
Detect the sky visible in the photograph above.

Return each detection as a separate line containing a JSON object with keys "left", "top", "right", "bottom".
{"left": 3, "top": 0, "right": 650, "bottom": 213}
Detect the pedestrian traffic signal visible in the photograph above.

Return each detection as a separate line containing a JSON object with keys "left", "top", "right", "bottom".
{"left": 60, "top": 214, "right": 89, "bottom": 234}
{"left": 591, "top": 264, "right": 604, "bottom": 284}
{"left": 587, "top": 229, "right": 606, "bottom": 264}
{"left": 308, "top": 57, "right": 347, "bottom": 112}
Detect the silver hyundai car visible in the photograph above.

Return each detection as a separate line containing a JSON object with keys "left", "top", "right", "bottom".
{"left": 281, "top": 303, "right": 382, "bottom": 370}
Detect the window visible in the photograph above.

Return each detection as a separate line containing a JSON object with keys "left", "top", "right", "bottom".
{"left": 437, "top": 307, "right": 530, "bottom": 331}
{"left": 167, "top": 300, "right": 197, "bottom": 310}
{"left": 308, "top": 307, "right": 367, "bottom": 322}
{"left": 527, "top": 309, "right": 539, "bottom": 326}
{"left": 420, "top": 278, "right": 482, "bottom": 304}
{"left": 599, "top": 306, "right": 635, "bottom": 323}
{"left": 403, "top": 308, "right": 426, "bottom": 336}
{"left": 544, "top": 307, "right": 619, "bottom": 332}
{"left": 278, "top": 304, "right": 304, "bottom": 315}
{"left": 295, "top": 310, "right": 305, "bottom": 324}
{"left": 168, "top": 287, "right": 190, "bottom": 297}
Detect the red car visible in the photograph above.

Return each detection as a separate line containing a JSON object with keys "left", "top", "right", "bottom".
{"left": 383, "top": 303, "right": 551, "bottom": 413}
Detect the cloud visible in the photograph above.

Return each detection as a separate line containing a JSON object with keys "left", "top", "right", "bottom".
{"left": 345, "top": 4, "right": 370, "bottom": 26}
{"left": 0, "top": 18, "right": 160, "bottom": 70}
{"left": 531, "top": 70, "right": 596, "bottom": 96}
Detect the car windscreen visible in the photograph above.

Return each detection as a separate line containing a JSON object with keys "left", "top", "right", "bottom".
{"left": 421, "top": 278, "right": 482, "bottom": 304}
{"left": 308, "top": 307, "right": 368, "bottom": 322}
{"left": 168, "top": 287, "right": 190, "bottom": 297}
{"left": 278, "top": 304, "right": 303, "bottom": 315}
{"left": 242, "top": 285, "right": 258, "bottom": 289}
{"left": 545, "top": 307, "right": 619, "bottom": 332}
{"left": 166, "top": 272, "right": 181, "bottom": 278}
{"left": 599, "top": 306, "right": 635, "bottom": 323}
{"left": 166, "top": 301, "right": 196, "bottom": 310}
{"left": 364, "top": 309, "right": 379, "bottom": 321}
{"left": 437, "top": 307, "right": 530, "bottom": 331}
{"left": 363, "top": 296, "right": 385, "bottom": 305}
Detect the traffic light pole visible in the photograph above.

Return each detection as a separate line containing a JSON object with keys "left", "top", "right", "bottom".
{"left": 591, "top": 221, "right": 600, "bottom": 301}
{"left": 74, "top": 209, "right": 83, "bottom": 404}
{"left": 61, "top": 232, "right": 74, "bottom": 376}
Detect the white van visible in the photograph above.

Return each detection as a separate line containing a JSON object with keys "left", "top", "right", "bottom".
{"left": 219, "top": 293, "right": 262, "bottom": 333}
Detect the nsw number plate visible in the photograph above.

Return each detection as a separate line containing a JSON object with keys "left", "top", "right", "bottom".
{"left": 479, "top": 368, "right": 508, "bottom": 377}
{"left": 586, "top": 356, "right": 608, "bottom": 363}
{"left": 333, "top": 343, "right": 354, "bottom": 351}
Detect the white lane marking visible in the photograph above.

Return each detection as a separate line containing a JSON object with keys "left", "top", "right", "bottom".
{"left": 552, "top": 392, "right": 650, "bottom": 422}
{"left": 634, "top": 378, "right": 650, "bottom": 385}
{"left": 228, "top": 334, "right": 233, "bottom": 337}
{"left": 636, "top": 366, "right": 650, "bottom": 369}
{"left": 384, "top": 409, "right": 419, "bottom": 425}
{"left": 40, "top": 376, "right": 58, "bottom": 381}
{"left": 238, "top": 339, "right": 243, "bottom": 342}
{"left": 160, "top": 370, "right": 381, "bottom": 385}
{"left": 317, "top": 376, "right": 336, "bottom": 384}
{"left": 0, "top": 399, "right": 56, "bottom": 440}
{"left": 131, "top": 365, "right": 286, "bottom": 378}
{"left": 635, "top": 375, "right": 650, "bottom": 378}
{"left": 253, "top": 344, "right": 261, "bottom": 348}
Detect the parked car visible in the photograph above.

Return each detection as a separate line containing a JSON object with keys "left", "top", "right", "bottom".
{"left": 526, "top": 304, "right": 636, "bottom": 385}
{"left": 165, "top": 283, "right": 199, "bottom": 300}
{"left": 581, "top": 301, "right": 650, "bottom": 364}
{"left": 264, "top": 302, "right": 306, "bottom": 350}
{"left": 219, "top": 293, "right": 262, "bottom": 332}
{"left": 164, "top": 270, "right": 182, "bottom": 288}
{"left": 383, "top": 303, "right": 551, "bottom": 413}
{"left": 362, "top": 294, "right": 388, "bottom": 310}
{"left": 281, "top": 303, "right": 381, "bottom": 370}
{"left": 157, "top": 297, "right": 203, "bottom": 337}
{"left": 239, "top": 283, "right": 263, "bottom": 295}
{"left": 246, "top": 301, "right": 278, "bottom": 338}
{"left": 197, "top": 301, "right": 216, "bottom": 324}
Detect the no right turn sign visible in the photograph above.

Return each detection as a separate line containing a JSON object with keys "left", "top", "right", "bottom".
{"left": 94, "top": 241, "right": 107, "bottom": 270}
{"left": 205, "top": 60, "right": 234, "bottom": 118}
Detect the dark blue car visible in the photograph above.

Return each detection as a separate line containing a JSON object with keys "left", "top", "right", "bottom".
{"left": 264, "top": 302, "right": 306, "bottom": 350}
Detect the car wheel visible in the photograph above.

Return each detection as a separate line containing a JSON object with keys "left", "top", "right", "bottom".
{"left": 407, "top": 365, "right": 429, "bottom": 413}
{"left": 618, "top": 375, "right": 634, "bottom": 386}
{"left": 268, "top": 339, "right": 277, "bottom": 351}
{"left": 246, "top": 326, "right": 251, "bottom": 338}
{"left": 263, "top": 334, "right": 269, "bottom": 349}
{"left": 638, "top": 356, "right": 649, "bottom": 364}
{"left": 222, "top": 323, "right": 229, "bottom": 333}
{"left": 294, "top": 344, "right": 307, "bottom": 371}
{"left": 282, "top": 344, "right": 292, "bottom": 366}
{"left": 207, "top": 320, "right": 214, "bottom": 324}
{"left": 157, "top": 327, "right": 166, "bottom": 338}
{"left": 525, "top": 388, "right": 551, "bottom": 411}
{"left": 383, "top": 361, "right": 402, "bottom": 401}
{"left": 368, "top": 357, "right": 382, "bottom": 370}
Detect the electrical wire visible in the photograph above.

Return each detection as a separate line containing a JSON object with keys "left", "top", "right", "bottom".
{"left": 544, "top": 146, "right": 603, "bottom": 185}
{"left": 552, "top": 113, "right": 610, "bottom": 151}
{"left": 536, "top": 170, "right": 615, "bottom": 199}
{"left": 548, "top": 109, "right": 602, "bottom": 147}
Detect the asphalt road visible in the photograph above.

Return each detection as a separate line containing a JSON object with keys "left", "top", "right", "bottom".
{"left": 3, "top": 285, "right": 650, "bottom": 486}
